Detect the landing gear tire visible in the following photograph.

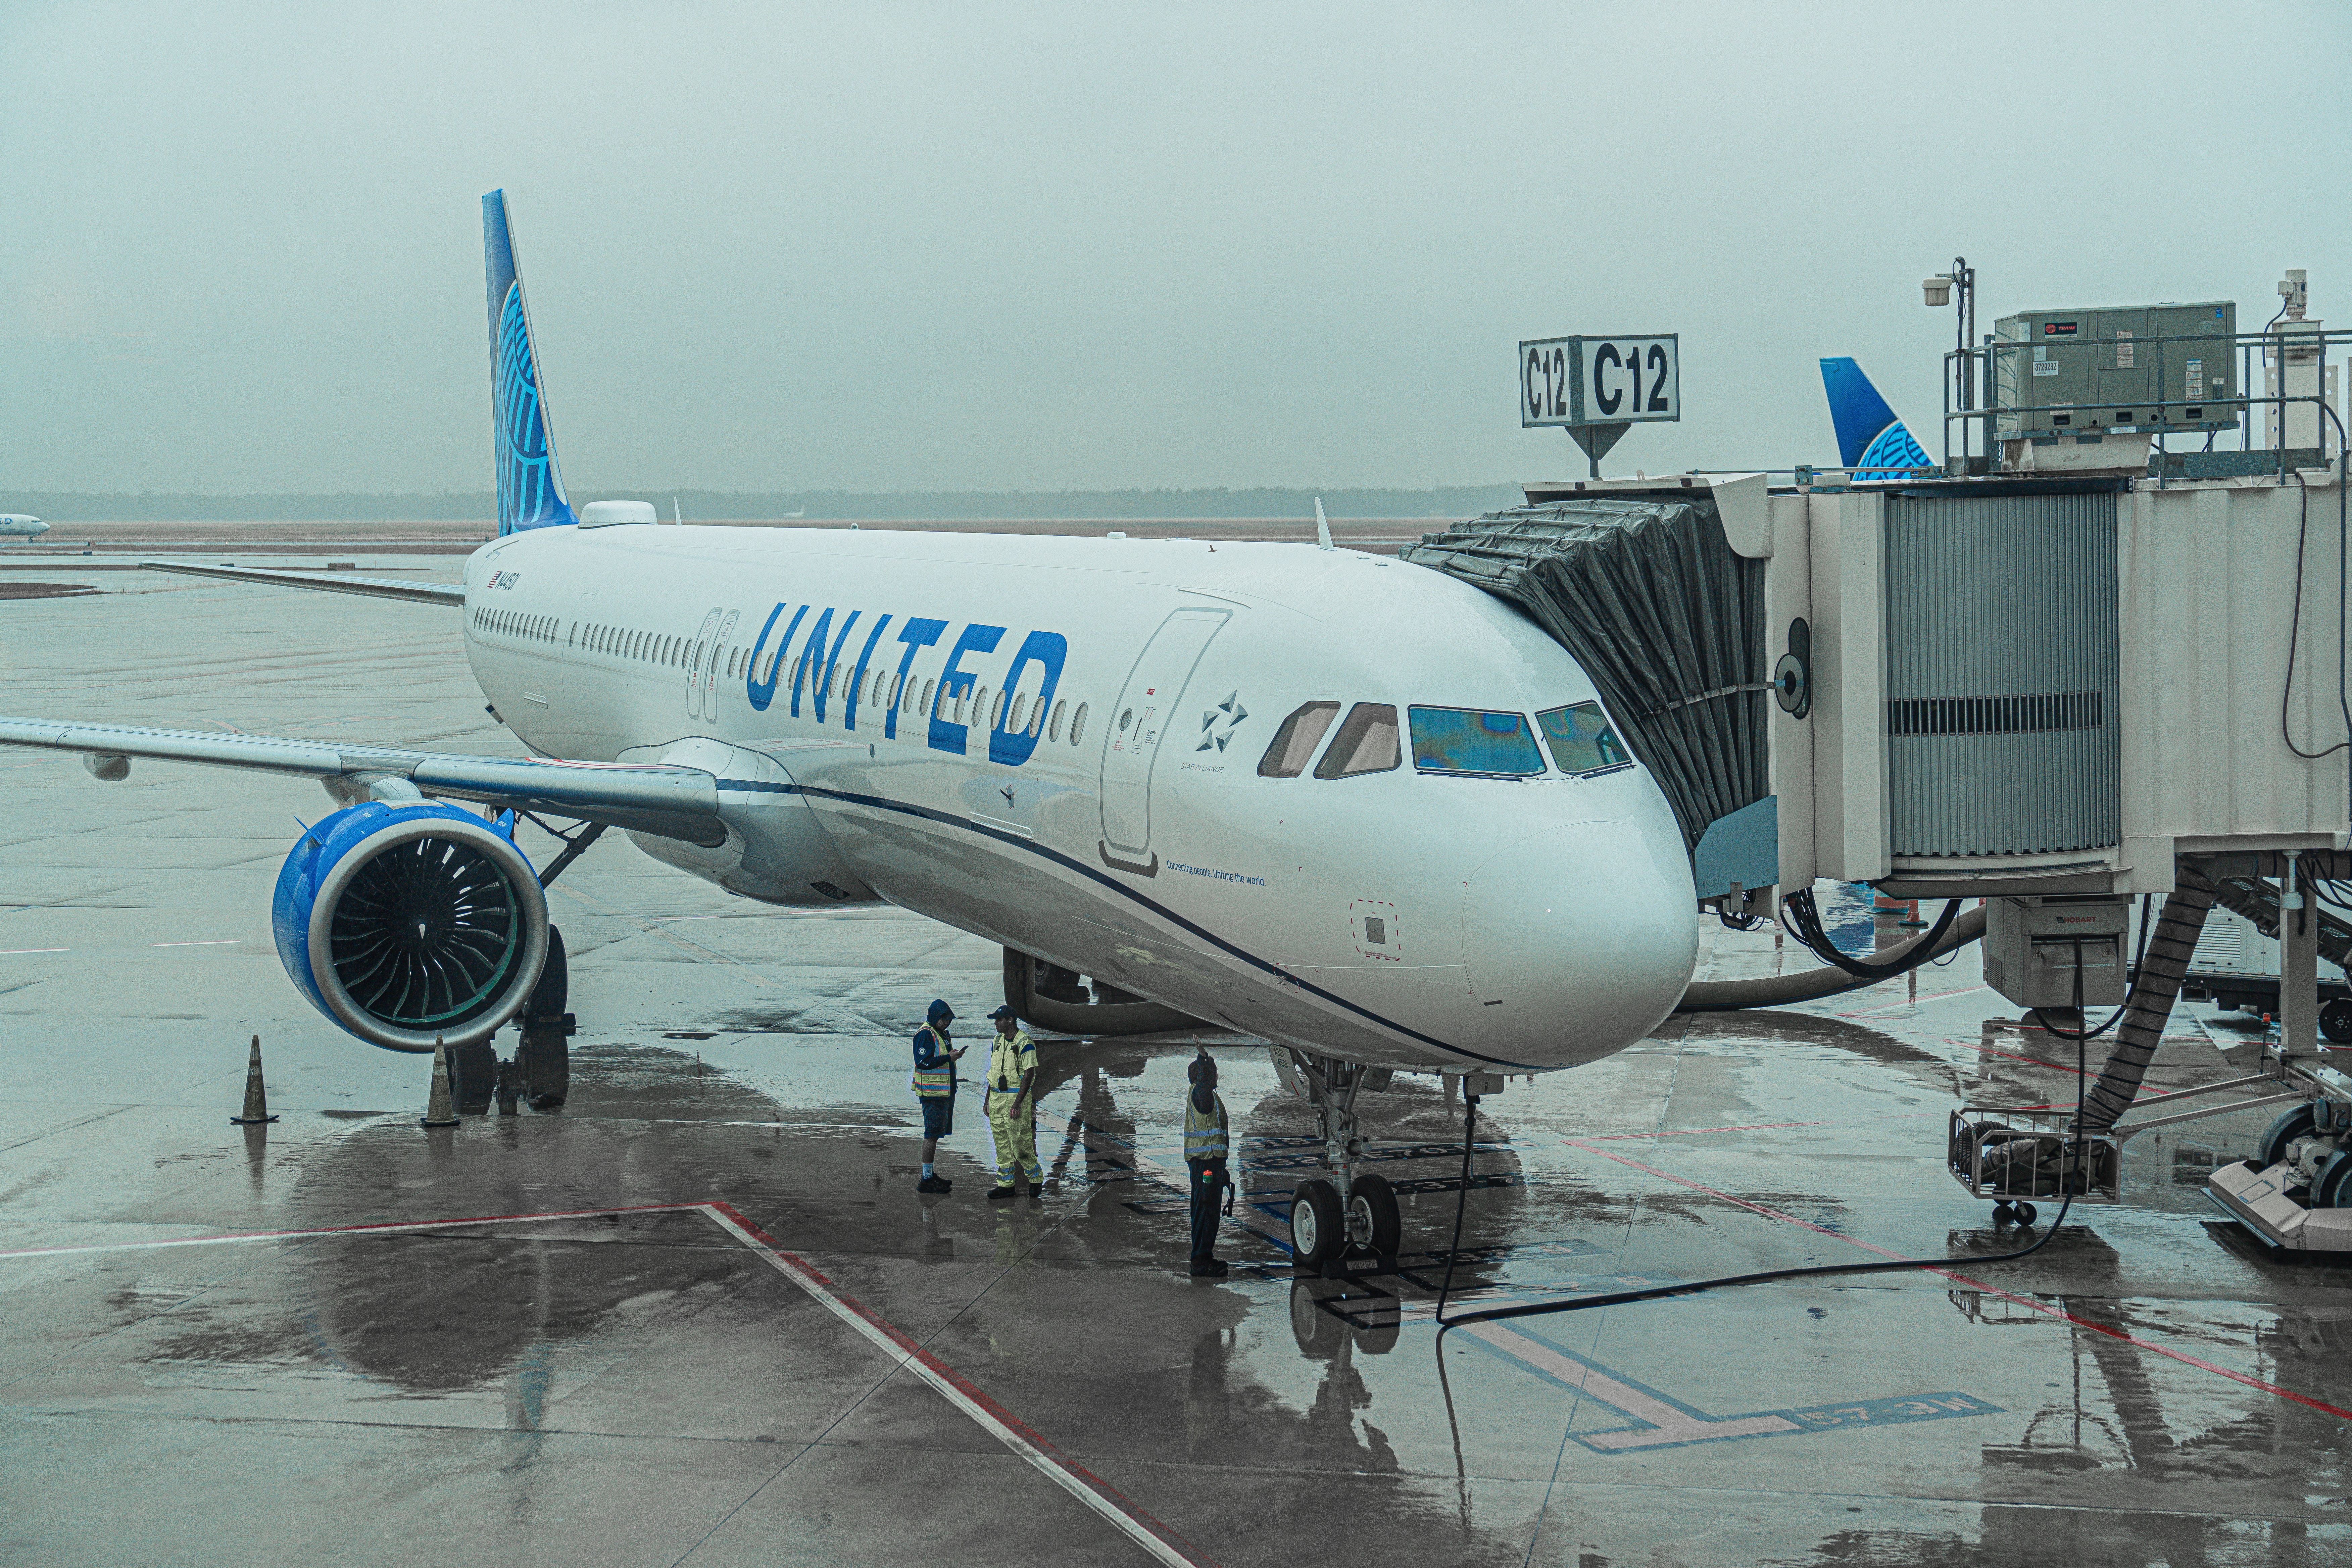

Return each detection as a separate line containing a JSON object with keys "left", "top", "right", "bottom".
{"left": 518, "top": 926, "right": 573, "bottom": 1111}
{"left": 1346, "top": 1172, "right": 1401, "bottom": 1258}
{"left": 449, "top": 1039, "right": 498, "bottom": 1115}
{"left": 1291, "top": 1178, "right": 1343, "bottom": 1269}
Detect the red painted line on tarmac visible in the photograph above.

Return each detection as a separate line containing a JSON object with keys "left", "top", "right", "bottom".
{"left": 2, "top": 1197, "right": 1222, "bottom": 1564}
{"left": 1563, "top": 1139, "right": 2352, "bottom": 1424}
{"left": 1943, "top": 1036, "right": 2091, "bottom": 1076}
{"left": 699, "top": 1201, "right": 1216, "bottom": 1568}
{"left": 0, "top": 1201, "right": 703, "bottom": 1259}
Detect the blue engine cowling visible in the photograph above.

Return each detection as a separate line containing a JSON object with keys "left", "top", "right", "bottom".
{"left": 273, "top": 800, "right": 550, "bottom": 1053}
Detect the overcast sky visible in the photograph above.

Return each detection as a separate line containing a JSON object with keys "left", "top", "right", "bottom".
{"left": 4, "top": 2, "right": 2347, "bottom": 497}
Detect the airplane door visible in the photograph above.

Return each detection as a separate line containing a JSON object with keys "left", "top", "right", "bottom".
{"left": 1098, "top": 607, "right": 1229, "bottom": 868}
{"left": 703, "top": 609, "right": 739, "bottom": 722}
{"left": 687, "top": 607, "right": 722, "bottom": 722}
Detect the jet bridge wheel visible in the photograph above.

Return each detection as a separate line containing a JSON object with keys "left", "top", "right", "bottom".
{"left": 2324, "top": 999, "right": 2352, "bottom": 1045}
{"left": 2257, "top": 1103, "right": 2320, "bottom": 1170}
{"left": 1290, "top": 1179, "right": 1343, "bottom": 1269}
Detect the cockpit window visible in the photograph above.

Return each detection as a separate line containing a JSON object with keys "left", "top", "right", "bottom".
{"left": 1313, "top": 703, "right": 1401, "bottom": 779}
{"left": 1537, "top": 701, "right": 1632, "bottom": 775}
{"left": 1407, "top": 707, "right": 1543, "bottom": 776}
{"left": 1258, "top": 701, "right": 1340, "bottom": 778}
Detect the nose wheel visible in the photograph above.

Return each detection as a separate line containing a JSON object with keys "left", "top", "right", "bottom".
{"left": 1283, "top": 1051, "right": 1402, "bottom": 1273}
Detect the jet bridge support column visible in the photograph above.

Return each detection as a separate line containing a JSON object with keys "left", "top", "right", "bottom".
{"left": 2283, "top": 854, "right": 2320, "bottom": 1055}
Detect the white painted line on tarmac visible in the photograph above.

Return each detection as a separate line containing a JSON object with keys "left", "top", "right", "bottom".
{"left": 0, "top": 948, "right": 69, "bottom": 956}
{"left": 153, "top": 940, "right": 239, "bottom": 947}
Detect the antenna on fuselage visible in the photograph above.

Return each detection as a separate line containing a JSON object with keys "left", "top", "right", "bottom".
{"left": 1314, "top": 497, "right": 1334, "bottom": 551}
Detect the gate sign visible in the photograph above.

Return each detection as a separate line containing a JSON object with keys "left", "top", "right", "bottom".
{"left": 1520, "top": 335, "right": 1679, "bottom": 428}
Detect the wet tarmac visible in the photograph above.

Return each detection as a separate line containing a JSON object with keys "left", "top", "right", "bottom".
{"left": 4, "top": 567, "right": 2352, "bottom": 1566}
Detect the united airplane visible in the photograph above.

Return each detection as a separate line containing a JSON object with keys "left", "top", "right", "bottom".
{"left": 0, "top": 192, "right": 1699, "bottom": 1264}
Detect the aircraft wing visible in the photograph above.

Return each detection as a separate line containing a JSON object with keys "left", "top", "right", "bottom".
{"left": 143, "top": 560, "right": 466, "bottom": 606}
{"left": 0, "top": 717, "right": 724, "bottom": 844}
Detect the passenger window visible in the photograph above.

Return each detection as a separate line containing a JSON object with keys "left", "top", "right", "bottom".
{"left": 1408, "top": 706, "right": 1544, "bottom": 777}
{"left": 1071, "top": 703, "right": 1087, "bottom": 744}
{"left": 1258, "top": 701, "right": 1340, "bottom": 778}
{"left": 1027, "top": 698, "right": 1044, "bottom": 738}
{"left": 1048, "top": 699, "right": 1065, "bottom": 741}
{"left": 1537, "top": 701, "right": 1632, "bottom": 775}
{"left": 1313, "top": 704, "right": 1401, "bottom": 779}
{"left": 922, "top": 678, "right": 936, "bottom": 716}
{"left": 991, "top": 691, "right": 1006, "bottom": 730}
{"left": 1009, "top": 694, "right": 1026, "bottom": 733}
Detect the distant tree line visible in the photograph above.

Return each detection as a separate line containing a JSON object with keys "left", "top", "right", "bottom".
{"left": 10, "top": 485, "right": 1525, "bottom": 522}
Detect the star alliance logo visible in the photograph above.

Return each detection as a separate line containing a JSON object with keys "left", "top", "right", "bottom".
{"left": 1197, "top": 691, "right": 1247, "bottom": 752}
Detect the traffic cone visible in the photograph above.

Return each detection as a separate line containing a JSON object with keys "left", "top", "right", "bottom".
{"left": 421, "top": 1038, "right": 460, "bottom": 1128}
{"left": 230, "top": 1035, "right": 278, "bottom": 1125}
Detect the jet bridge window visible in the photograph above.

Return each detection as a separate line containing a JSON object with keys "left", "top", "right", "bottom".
{"left": 1313, "top": 703, "right": 1400, "bottom": 780}
{"left": 1407, "top": 707, "right": 1543, "bottom": 777}
{"left": 1258, "top": 701, "right": 1339, "bottom": 778}
{"left": 1537, "top": 701, "right": 1632, "bottom": 776}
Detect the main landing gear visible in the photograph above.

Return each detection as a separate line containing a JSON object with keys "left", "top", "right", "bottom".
{"left": 1285, "top": 1050, "right": 1401, "bottom": 1273}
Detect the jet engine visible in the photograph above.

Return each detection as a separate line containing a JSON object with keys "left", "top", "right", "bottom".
{"left": 273, "top": 800, "right": 550, "bottom": 1052}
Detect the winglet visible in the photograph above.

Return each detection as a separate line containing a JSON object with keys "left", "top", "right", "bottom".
{"left": 1314, "top": 497, "right": 1334, "bottom": 551}
{"left": 483, "top": 191, "right": 577, "bottom": 535}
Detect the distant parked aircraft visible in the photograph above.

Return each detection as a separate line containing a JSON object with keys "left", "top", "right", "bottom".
{"left": 0, "top": 514, "right": 48, "bottom": 541}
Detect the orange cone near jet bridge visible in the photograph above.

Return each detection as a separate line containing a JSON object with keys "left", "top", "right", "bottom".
{"left": 230, "top": 1035, "right": 278, "bottom": 1125}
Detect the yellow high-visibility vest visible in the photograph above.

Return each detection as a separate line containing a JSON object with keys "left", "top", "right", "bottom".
{"left": 912, "top": 1026, "right": 955, "bottom": 1098}
{"left": 988, "top": 1031, "right": 1037, "bottom": 1095}
{"left": 1183, "top": 1094, "right": 1229, "bottom": 1161}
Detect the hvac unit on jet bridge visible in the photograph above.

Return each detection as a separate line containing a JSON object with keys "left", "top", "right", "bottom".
{"left": 1401, "top": 449, "right": 2352, "bottom": 1010}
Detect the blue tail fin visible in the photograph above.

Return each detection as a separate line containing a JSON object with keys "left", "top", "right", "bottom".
{"left": 1819, "top": 357, "right": 1933, "bottom": 478}
{"left": 483, "top": 191, "right": 577, "bottom": 535}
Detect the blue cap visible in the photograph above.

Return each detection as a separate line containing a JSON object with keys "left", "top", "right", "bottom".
{"left": 928, "top": 998, "right": 954, "bottom": 1022}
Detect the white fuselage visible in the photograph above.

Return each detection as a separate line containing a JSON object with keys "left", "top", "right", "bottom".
{"left": 0, "top": 516, "right": 46, "bottom": 539}
{"left": 458, "top": 522, "right": 1699, "bottom": 1075}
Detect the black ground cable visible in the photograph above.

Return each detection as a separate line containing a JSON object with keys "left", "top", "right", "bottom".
{"left": 1779, "top": 888, "right": 1962, "bottom": 981}
{"left": 1431, "top": 942, "right": 2085, "bottom": 1339}
{"left": 1431, "top": 1092, "right": 1483, "bottom": 1327}
{"left": 2278, "top": 439, "right": 2352, "bottom": 762}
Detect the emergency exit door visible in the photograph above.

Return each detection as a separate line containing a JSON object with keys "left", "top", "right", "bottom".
{"left": 1098, "top": 607, "right": 1229, "bottom": 869}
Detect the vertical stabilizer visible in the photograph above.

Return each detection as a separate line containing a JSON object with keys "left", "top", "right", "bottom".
{"left": 1818, "top": 357, "right": 1933, "bottom": 477}
{"left": 483, "top": 191, "right": 577, "bottom": 534}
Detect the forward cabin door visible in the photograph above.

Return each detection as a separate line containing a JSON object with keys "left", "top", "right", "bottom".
{"left": 1097, "top": 607, "right": 1229, "bottom": 871}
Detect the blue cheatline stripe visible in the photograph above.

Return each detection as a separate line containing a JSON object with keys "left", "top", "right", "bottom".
{"left": 714, "top": 777, "right": 1535, "bottom": 1069}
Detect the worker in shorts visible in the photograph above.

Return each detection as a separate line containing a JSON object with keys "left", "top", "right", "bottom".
{"left": 912, "top": 999, "right": 966, "bottom": 1193}
{"left": 983, "top": 1004, "right": 1043, "bottom": 1199}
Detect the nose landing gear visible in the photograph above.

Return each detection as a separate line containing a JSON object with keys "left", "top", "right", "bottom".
{"left": 1284, "top": 1050, "right": 1402, "bottom": 1273}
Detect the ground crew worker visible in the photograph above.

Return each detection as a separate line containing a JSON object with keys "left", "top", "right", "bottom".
{"left": 913, "top": 999, "right": 966, "bottom": 1193}
{"left": 1184, "top": 1048, "right": 1231, "bottom": 1278}
{"left": 984, "top": 1003, "right": 1043, "bottom": 1200}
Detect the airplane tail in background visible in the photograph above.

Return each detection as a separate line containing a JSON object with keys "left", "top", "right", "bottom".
{"left": 483, "top": 191, "right": 577, "bottom": 535}
{"left": 1819, "top": 357, "right": 1934, "bottom": 478}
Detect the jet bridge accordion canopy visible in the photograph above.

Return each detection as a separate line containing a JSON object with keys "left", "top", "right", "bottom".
{"left": 1400, "top": 495, "right": 1766, "bottom": 855}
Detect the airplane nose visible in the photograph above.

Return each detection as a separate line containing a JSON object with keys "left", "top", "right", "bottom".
{"left": 1461, "top": 821, "right": 1698, "bottom": 1061}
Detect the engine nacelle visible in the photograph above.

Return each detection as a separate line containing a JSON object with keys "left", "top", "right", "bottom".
{"left": 621, "top": 738, "right": 876, "bottom": 906}
{"left": 273, "top": 801, "right": 550, "bottom": 1053}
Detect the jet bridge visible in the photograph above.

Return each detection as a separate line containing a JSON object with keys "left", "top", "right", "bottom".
{"left": 1399, "top": 475, "right": 1777, "bottom": 910}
